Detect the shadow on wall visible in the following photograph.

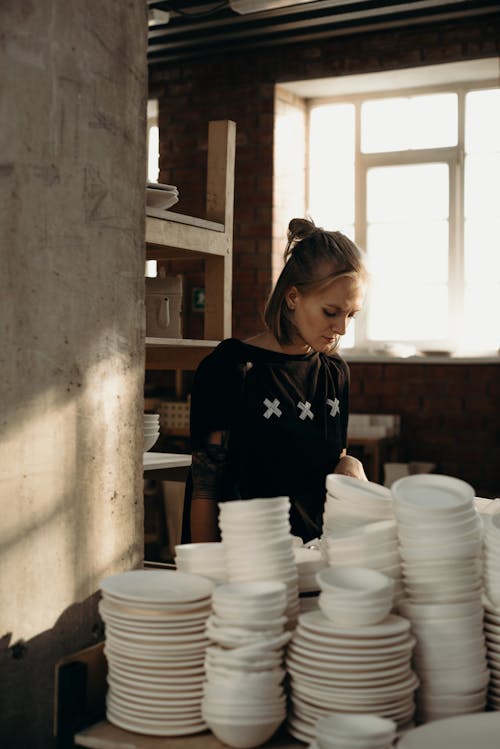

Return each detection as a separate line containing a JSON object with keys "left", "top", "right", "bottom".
{"left": 0, "top": 592, "right": 110, "bottom": 748}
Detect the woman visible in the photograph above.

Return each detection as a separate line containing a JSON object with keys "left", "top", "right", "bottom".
{"left": 184, "top": 218, "right": 368, "bottom": 544}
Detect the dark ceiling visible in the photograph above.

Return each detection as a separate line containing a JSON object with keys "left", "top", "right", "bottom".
{"left": 147, "top": 0, "right": 500, "bottom": 66}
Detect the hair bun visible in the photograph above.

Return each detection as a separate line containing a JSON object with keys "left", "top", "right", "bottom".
{"left": 285, "top": 217, "right": 318, "bottom": 261}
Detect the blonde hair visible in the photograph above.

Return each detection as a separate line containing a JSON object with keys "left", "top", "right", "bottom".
{"left": 264, "top": 218, "right": 367, "bottom": 346}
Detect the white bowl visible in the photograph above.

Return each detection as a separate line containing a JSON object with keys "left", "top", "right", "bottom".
{"left": 203, "top": 715, "right": 283, "bottom": 749}
{"left": 143, "top": 434, "right": 159, "bottom": 451}
{"left": 398, "top": 599, "right": 482, "bottom": 619}
{"left": 315, "top": 712, "right": 396, "bottom": 742}
{"left": 316, "top": 566, "right": 394, "bottom": 598}
{"left": 392, "top": 474, "right": 474, "bottom": 515}
{"left": 318, "top": 598, "right": 391, "bottom": 627}
{"left": 326, "top": 474, "right": 392, "bottom": 501}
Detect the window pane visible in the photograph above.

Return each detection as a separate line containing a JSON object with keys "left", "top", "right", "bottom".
{"left": 464, "top": 219, "right": 500, "bottom": 283}
{"left": 465, "top": 154, "right": 500, "bottom": 219}
{"left": 362, "top": 98, "right": 408, "bottom": 152}
{"left": 463, "top": 284, "right": 500, "bottom": 351}
{"left": 362, "top": 93, "right": 457, "bottom": 152}
{"left": 367, "top": 221, "right": 448, "bottom": 284}
{"left": 367, "top": 283, "right": 448, "bottom": 341}
{"left": 367, "top": 164, "right": 449, "bottom": 222}
{"left": 147, "top": 125, "right": 159, "bottom": 183}
{"left": 309, "top": 104, "right": 355, "bottom": 228}
{"left": 465, "top": 89, "right": 500, "bottom": 154}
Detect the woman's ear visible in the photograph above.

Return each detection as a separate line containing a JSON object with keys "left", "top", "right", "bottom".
{"left": 285, "top": 286, "right": 299, "bottom": 310}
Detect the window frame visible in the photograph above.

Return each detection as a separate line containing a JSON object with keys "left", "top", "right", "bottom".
{"left": 307, "top": 77, "right": 499, "bottom": 354}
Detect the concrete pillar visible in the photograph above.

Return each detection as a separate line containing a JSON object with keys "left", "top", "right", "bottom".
{"left": 0, "top": 2, "right": 148, "bottom": 745}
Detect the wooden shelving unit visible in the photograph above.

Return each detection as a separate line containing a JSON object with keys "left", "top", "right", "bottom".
{"left": 145, "top": 119, "right": 235, "bottom": 371}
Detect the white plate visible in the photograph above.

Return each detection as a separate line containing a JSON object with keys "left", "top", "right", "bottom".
{"left": 326, "top": 474, "right": 392, "bottom": 501}
{"left": 397, "top": 711, "right": 500, "bottom": 749}
{"left": 107, "top": 707, "right": 207, "bottom": 736}
{"left": 289, "top": 636, "right": 415, "bottom": 661}
{"left": 100, "top": 569, "right": 214, "bottom": 605}
{"left": 298, "top": 610, "right": 410, "bottom": 638}
{"left": 287, "top": 662, "right": 413, "bottom": 688}
{"left": 287, "top": 647, "right": 412, "bottom": 671}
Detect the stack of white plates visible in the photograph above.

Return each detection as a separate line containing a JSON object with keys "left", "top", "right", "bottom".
{"left": 323, "top": 519, "right": 404, "bottom": 607}
{"left": 483, "top": 595, "right": 500, "bottom": 710}
{"left": 286, "top": 610, "right": 418, "bottom": 744}
{"left": 398, "top": 599, "right": 489, "bottom": 722}
{"left": 146, "top": 181, "right": 179, "bottom": 210}
{"left": 295, "top": 547, "right": 326, "bottom": 613}
{"left": 144, "top": 413, "right": 160, "bottom": 452}
{"left": 392, "top": 474, "right": 483, "bottom": 604}
{"left": 175, "top": 542, "right": 227, "bottom": 585}
{"left": 392, "top": 474, "right": 488, "bottom": 722}
{"left": 99, "top": 569, "right": 213, "bottom": 736}
{"left": 310, "top": 713, "right": 397, "bottom": 749}
{"left": 323, "top": 475, "right": 394, "bottom": 537}
{"left": 218, "top": 497, "right": 300, "bottom": 627}
{"left": 483, "top": 513, "right": 500, "bottom": 607}
{"left": 202, "top": 581, "right": 290, "bottom": 748}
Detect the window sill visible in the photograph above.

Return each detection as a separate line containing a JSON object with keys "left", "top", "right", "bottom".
{"left": 342, "top": 351, "right": 500, "bottom": 365}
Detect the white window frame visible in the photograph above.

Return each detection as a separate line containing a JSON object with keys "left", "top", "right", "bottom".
{"left": 307, "top": 77, "right": 499, "bottom": 354}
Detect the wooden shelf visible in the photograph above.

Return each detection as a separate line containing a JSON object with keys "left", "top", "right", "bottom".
{"left": 145, "top": 339, "right": 219, "bottom": 370}
{"left": 145, "top": 120, "right": 235, "bottom": 363}
{"left": 75, "top": 721, "right": 302, "bottom": 749}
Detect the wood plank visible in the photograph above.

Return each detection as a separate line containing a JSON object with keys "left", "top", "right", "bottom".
{"left": 145, "top": 338, "right": 220, "bottom": 348}
{"left": 75, "top": 721, "right": 302, "bottom": 749}
{"left": 145, "top": 218, "right": 229, "bottom": 258}
{"left": 146, "top": 209, "right": 224, "bottom": 231}
{"left": 204, "top": 254, "right": 232, "bottom": 340}
{"left": 145, "top": 343, "right": 216, "bottom": 370}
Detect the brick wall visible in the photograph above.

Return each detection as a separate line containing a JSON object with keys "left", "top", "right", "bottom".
{"left": 149, "top": 15, "right": 500, "bottom": 497}
{"left": 348, "top": 362, "right": 500, "bottom": 497}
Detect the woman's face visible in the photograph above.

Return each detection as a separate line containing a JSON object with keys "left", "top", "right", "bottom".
{"left": 286, "top": 275, "right": 365, "bottom": 353}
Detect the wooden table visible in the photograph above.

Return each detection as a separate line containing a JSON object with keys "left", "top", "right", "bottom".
{"left": 75, "top": 721, "right": 304, "bottom": 749}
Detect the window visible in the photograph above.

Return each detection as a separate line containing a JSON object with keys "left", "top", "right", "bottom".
{"left": 147, "top": 99, "right": 159, "bottom": 183}
{"left": 306, "top": 66, "right": 500, "bottom": 355}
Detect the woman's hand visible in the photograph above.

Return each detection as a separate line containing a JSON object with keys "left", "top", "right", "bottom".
{"left": 333, "top": 454, "right": 368, "bottom": 481}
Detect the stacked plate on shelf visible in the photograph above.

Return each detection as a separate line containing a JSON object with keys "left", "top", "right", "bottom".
{"left": 309, "top": 713, "right": 397, "bottom": 749}
{"left": 99, "top": 569, "right": 213, "bottom": 736}
{"left": 144, "top": 413, "right": 160, "bottom": 452}
{"left": 286, "top": 610, "right": 418, "bottom": 744}
{"left": 218, "top": 496, "right": 300, "bottom": 627}
{"left": 146, "top": 181, "right": 179, "bottom": 211}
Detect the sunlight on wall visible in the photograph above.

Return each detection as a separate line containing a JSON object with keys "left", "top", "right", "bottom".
{"left": 0, "top": 350, "right": 142, "bottom": 643}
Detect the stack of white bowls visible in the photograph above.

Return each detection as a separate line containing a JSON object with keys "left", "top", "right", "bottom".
{"left": 392, "top": 474, "right": 483, "bottom": 603}
{"left": 323, "top": 475, "right": 395, "bottom": 536}
{"left": 323, "top": 520, "right": 404, "bottom": 607}
{"left": 309, "top": 713, "right": 397, "bottom": 749}
{"left": 218, "top": 496, "right": 300, "bottom": 627}
{"left": 483, "top": 513, "right": 500, "bottom": 607}
{"left": 174, "top": 542, "right": 227, "bottom": 584}
{"left": 144, "top": 412, "right": 160, "bottom": 452}
{"left": 398, "top": 599, "right": 489, "bottom": 721}
{"left": 483, "top": 596, "right": 500, "bottom": 710}
{"left": 316, "top": 567, "right": 394, "bottom": 627}
{"left": 202, "top": 581, "right": 290, "bottom": 748}
{"left": 295, "top": 547, "right": 327, "bottom": 613}
{"left": 392, "top": 474, "right": 488, "bottom": 722}
{"left": 286, "top": 610, "right": 418, "bottom": 743}
{"left": 99, "top": 569, "right": 213, "bottom": 736}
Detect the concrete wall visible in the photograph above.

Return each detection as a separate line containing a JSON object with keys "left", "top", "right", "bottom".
{"left": 0, "top": 2, "right": 147, "bottom": 745}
